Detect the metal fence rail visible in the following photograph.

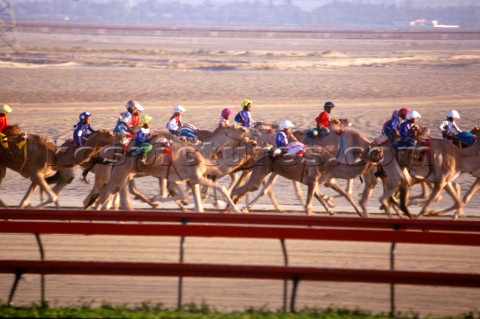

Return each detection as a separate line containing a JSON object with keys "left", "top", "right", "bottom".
{"left": 1, "top": 208, "right": 480, "bottom": 315}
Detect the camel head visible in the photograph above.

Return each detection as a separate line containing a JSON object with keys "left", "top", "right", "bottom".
{"left": 363, "top": 144, "right": 384, "bottom": 164}
{"left": 471, "top": 126, "right": 480, "bottom": 136}
{"left": 2, "top": 125, "right": 23, "bottom": 135}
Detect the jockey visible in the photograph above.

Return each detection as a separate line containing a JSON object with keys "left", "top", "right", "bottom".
{"left": 382, "top": 107, "right": 409, "bottom": 143}
{"left": 125, "top": 100, "right": 144, "bottom": 129}
{"left": 166, "top": 105, "right": 186, "bottom": 135}
{"left": 397, "top": 110, "right": 421, "bottom": 149}
{"left": 113, "top": 111, "right": 133, "bottom": 135}
{"left": 73, "top": 112, "right": 95, "bottom": 147}
{"left": 234, "top": 99, "right": 254, "bottom": 128}
{"left": 274, "top": 120, "right": 304, "bottom": 156}
{"left": 439, "top": 109, "right": 462, "bottom": 142}
{"left": 133, "top": 115, "right": 153, "bottom": 164}
{"left": 315, "top": 101, "right": 335, "bottom": 133}
{"left": 0, "top": 104, "right": 12, "bottom": 133}
{"left": 219, "top": 108, "right": 232, "bottom": 128}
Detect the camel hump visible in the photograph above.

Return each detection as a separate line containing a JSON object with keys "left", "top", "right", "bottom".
{"left": 3, "top": 125, "right": 23, "bottom": 135}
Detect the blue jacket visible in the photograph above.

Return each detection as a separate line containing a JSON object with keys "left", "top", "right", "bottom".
{"left": 73, "top": 122, "right": 95, "bottom": 146}
{"left": 399, "top": 120, "right": 415, "bottom": 139}
{"left": 113, "top": 120, "right": 130, "bottom": 135}
{"left": 383, "top": 116, "right": 400, "bottom": 134}
{"left": 275, "top": 131, "right": 288, "bottom": 148}
{"left": 135, "top": 128, "right": 150, "bottom": 147}
{"left": 234, "top": 110, "right": 253, "bottom": 128}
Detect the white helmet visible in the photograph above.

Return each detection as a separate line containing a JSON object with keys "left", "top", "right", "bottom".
{"left": 279, "top": 120, "right": 294, "bottom": 130}
{"left": 446, "top": 109, "right": 460, "bottom": 119}
{"left": 173, "top": 105, "right": 186, "bottom": 113}
{"left": 125, "top": 100, "right": 144, "bottom": 111}
{"left": 406, "top": 110, "right": 421, "bottom": 120}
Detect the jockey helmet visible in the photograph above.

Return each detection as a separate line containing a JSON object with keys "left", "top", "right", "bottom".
{"left": 125, "top": 100, "right": 144, "bottom": 111}
{"left": 140, "top": 115, "right": 153, "bottom": 126}
{"left": 398, "top": 108, "right": 409, "bottom": 117}
{"left": 446, "top": 109, "right": 460, "bottom": 119}
{"left": 79, "top": 112, "right": 92, "bottom": 121}
{"left": 324, "top": 101, "right": 335, "bottom": 110}
{"left": 173, "top": 105, "right": 186, "bottom": 113}
{"left": 279, "top": 120, "right": 294, "bottom": 130}
{"left": 406, "top": 110, "right": 421, "bottom": 120}
{"left": 221, "top": 108, "right": 233, "bottom": 117}
{"left": 241, "top": 99, "right": 252, "bottom": 108}
{"left": 120, "top": 111, "right": 132, "bottom": 124}
{"left": 0, "top": 104, "right": 12, "bottom": 114}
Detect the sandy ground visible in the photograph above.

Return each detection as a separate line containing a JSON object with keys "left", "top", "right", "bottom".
{"left": 1, "top": 28, "right": 480, "bottom": 317}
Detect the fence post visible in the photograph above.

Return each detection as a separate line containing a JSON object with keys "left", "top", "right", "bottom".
{"left": 390, "top": 224, "right": 400, "bottom": 318}
{"left": 280, "top": 239, "right": 289, "bottom": 312}
{"left": 177, "top": 218, "right": 188, "bottom": 310}
{"left": 35, "top": 234, "right": 46, "bottom": 306}
{"left": 290, "top": 275, "right": 300, "bottom": 312}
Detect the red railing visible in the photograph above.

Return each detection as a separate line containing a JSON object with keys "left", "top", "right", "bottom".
{"left": 1, "top": 208, "right": 480, "bottom": 315}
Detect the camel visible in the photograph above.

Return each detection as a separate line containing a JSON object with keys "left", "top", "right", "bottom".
{"left": 379, "top": 134, "right": 480, "bottom": 220}
{"left": 231, "top": 144, "right": 383, "bottom": 216}
{"left": 92, "top": 131, "right": 254, "bottom": 213}
{"left": 0, "top": 125, "right": 116, "bottom": 208}
{"left": 301, "top": 128, "right": 382, "bottom": 215}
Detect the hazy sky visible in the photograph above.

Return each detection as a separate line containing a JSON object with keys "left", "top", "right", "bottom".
{"left": 25, "top": 0, "right": 473, "bottom": 12}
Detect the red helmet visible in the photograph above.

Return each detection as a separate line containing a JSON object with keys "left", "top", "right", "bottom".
{"left": 398, "top": 108, "right": 409, "bottom": 117}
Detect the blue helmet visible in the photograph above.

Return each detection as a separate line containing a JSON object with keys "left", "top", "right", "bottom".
{"left": 79, "top": 112, "right": 92, "bottom": 121}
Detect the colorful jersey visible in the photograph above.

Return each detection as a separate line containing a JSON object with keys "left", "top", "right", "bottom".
{"left": 398, "top": 120, "right": 416, "bottom": 139}
{"left": 113, "top": 119, "right": 130, "bottom": 135}
{"left": 135, "top": 127, "right": 151, "bottom": 147}
{"left": 234, "top": 110, "right": 253, "bottom": 128}
{"left": 73, "top": 122, "right": 95, "bottom": 147}
{"left": 0, "top": 115, "right": 7, "bottom": 133}
{"left": 383, "top": 116, "right": 400, "bottom": 135}
{"left": 129, "top": 114, "right": 140, "bottom": 127}
{"left": 438, "top": 120, "right": 462, "bottom": 137}
{"left": 275, "top": 131, "right": 289, "bottom": 147}
{"left": 219, "top": 118, "right": 230, "bottom": 127}
{"left": 315, "top": 111, "right": 329, "bottom": 127}
{"left": 166, "top": 115, "right": 182, "bottom": 131}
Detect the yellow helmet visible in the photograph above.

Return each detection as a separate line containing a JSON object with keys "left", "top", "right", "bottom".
{"left": 241, "top": 99, "right": 252, "bottom": 108}
{"left": 0, "top": 104, "right": 12, "bottom": 114}
{"left": 139, "top": 115, "right": 152, "bottom": 126}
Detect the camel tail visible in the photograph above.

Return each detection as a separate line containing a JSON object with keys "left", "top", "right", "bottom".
{"left": 358, "top": 176, "right": 364, "bottom": 184}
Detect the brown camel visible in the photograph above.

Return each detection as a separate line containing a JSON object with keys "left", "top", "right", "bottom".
{"left": 301, "top": 128, "right": 382, "bottom": 215}
{"left": 0, "top": 126, "right": 115, "bottom": 208}
{"left": 231, "top": 144, "right": 383, "bottom": 216}
{"left": 92, "top": 134, "right": 247, "bottom": 213}
{"left": 380, "top": 134, "right": 480, "bottom": 220}
{"left": 81, "top": 125, "right": 269, "bottom": 210}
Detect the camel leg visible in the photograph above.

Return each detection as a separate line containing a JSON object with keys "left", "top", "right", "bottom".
{"left": 30, "top": 176, "right": 58, "bottom": 209}
{"left": 0, "top": 165, "right": 7, "bottom": 207}
{"left": 244, "top": 174, "right": 279, "bottom": 212}
{"left": 313, "top": 186, "right": 335, "bottom": 215}
{"left": 428, "top": 182, "right": 464, "bottom": 219}
{"left": 195, "top": 176, "right": 241, "bottom": 214}
{"left": 463, "top": 178, "right": 480, "bottom": 205}
{"left": 19, "top": 182, "right": 39, "bottom": 208}
{"left": 304, "top": 181, "right": 318, "bottom": 216}
{"left": 416, "top": 180, "right": 448, "bottom": 219}
{"left": 358, "top": 171, "right": 378, "bottom": 217}
{"left": 191, "top": 182, "right": 203, "bottom": 212}
{"left": 324, "top": 179, "right": 364, "bottom": 217}
{"left": 118, "top": 183, "right": 133, "bottom": 210}
{"left": 128, "top": 177, "right": 157, "bottom": 208}
{"left": 293, "top": 181, "right": 306, "bottom": 207}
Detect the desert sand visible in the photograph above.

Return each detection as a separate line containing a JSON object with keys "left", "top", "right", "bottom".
{"left": 0, "top": 27, "right": 479, "bottom": 317}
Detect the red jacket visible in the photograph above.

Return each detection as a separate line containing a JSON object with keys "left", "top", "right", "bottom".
{"left": 0, "top": 115, "right": 8, "bottom": 133}
{"left": 315, "top": 111, "right": 329, "bottom": 127}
